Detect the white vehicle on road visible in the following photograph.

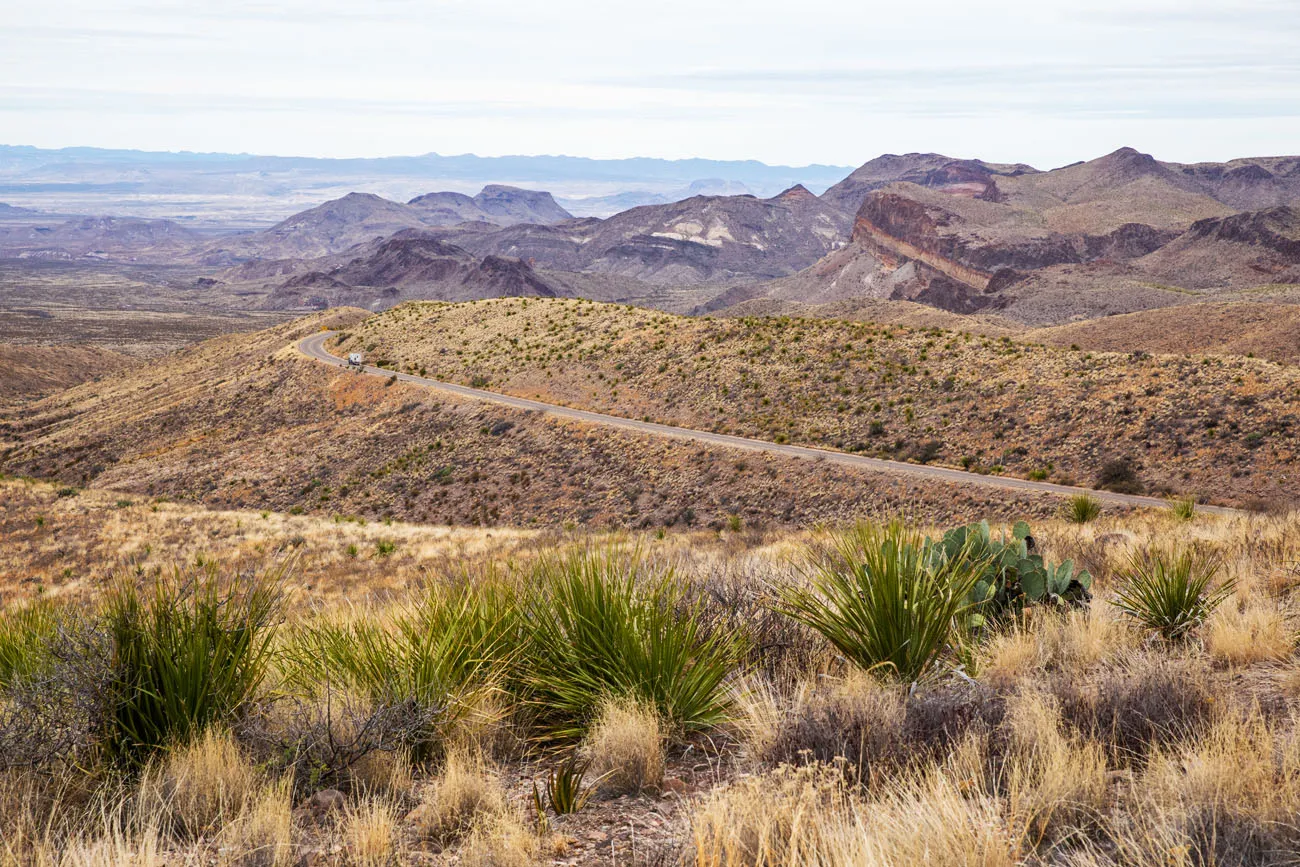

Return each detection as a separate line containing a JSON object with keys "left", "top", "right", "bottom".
{"left": 346, "top": 352, "right": 364, "bottom": 367}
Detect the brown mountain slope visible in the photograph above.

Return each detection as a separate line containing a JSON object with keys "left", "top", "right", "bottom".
{"left": 0, "top": 343, "right": 136, "bottom": 406}
{"left": 446, "top": 186, "right": 852, "bottom": 285}
{"left": 261, "top": 234, "right": 567, "bottom": 310}
{"left": 0, "top": 216, "right": 201, "bottom": 262}
{"left": 0, "top": 308, "right": 1074, "bottom": 528}
{"left": 408, "top": 184, "right": 571, "bottom": 226}
{"left": 324, "top": 298, "right": 1300, "bottom": 509}
{"left": 735, "top": 148, "right": 1300, "bottom": 323}
{"left": 199, "top": 187, "right": 573, "bottom": 264}
{"left": 1028, "top": 301, "right": 1300, "bottom": 366}
{"left": 819, "top": 153, "right": 1037, "bottom": 215}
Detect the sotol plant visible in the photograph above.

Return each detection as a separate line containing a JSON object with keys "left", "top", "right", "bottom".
{"left": 521, "top": 549, "right": 745, "bottom": 739}
{"left": 776, "top": 522, "right": 988, "bottom": 683}
{"left": 104, "top": 562, "right": 285, "bottom": 765}
{"left": 1112, "top": 548, "right": 1233, "bottom": 641}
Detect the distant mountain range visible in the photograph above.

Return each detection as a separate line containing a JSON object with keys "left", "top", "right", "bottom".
{"left": 1, "top": 146, "right": 1297, "bottom": 326}
{"left": 0, "top": 145, "right": 854, "bottom": 223}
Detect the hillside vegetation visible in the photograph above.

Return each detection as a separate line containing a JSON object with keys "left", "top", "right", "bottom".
{"left": 2, "top": 479, "right": 1299, "bottom": 865}
{"left": 0, "top": 309, "right": 1065, "bottom": 531}
{"left": 334, "top": 298, "right": 1300, "bottom": 509}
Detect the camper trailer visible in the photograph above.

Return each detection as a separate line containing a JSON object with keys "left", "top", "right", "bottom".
{"left": 347, "top": 352, "right": 364, "bottom": 367}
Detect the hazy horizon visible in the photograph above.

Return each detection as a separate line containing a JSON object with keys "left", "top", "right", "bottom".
{"left": 4, "top": 0, "right": 1298, "bottom": 170}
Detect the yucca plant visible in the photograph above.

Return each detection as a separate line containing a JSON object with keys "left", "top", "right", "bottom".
{"left": 104, "top": 562, "right": 286, "bottom": 765}
{"left": 0, "top": 598, "right": 61, "bottom": 689}
{"left": 1112, "top": 548, "right": 1233, "bottom": 641}
{"left": 520, "top": 549, "right": 745, "bottom": 739}
{"left": 775, "top": 522, "right": 987, "bottom": 683}
{"left": 1064, "top": 493, "right": 1102, "bottom": 524}
{"left": 288, "top": 577, "right": 520, "bottom": 754}
{"left": 1167, "top": 496, "right": 1197, "bottom": 522}
{"left": 533, "top": 752, "right": 602, "bottom": 816}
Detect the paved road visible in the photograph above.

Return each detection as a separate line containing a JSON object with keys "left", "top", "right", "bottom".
{"left": 299, "top": 331, "right": 1239, "bottom": 516}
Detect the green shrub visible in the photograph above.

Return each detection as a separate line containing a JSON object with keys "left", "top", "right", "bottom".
{"left": 1168, "top": 496, "right": 1196, "bottom": 521}
{"left": 1112, "top": 549, "right": 1233, "bottom": 641}
{"left": 0, "top": 599, "right": 61, "bottom": 688}
{"left": 520, "top": 549, "right": 744, "bottom": 739}
{"left": 288, "top": 579, "right": 519, "bottom": 754}
{"left": 104, "top": 562, "right": 285, "bottom": 765}
{"left": 1064, "top": 493, "right": 1102, "bottom": 524}
{"left": 1096, "top": 458, "right": 1142, "bottom": 494}
{"left": 776, "top": 523, "right": 987, "bottom": 683}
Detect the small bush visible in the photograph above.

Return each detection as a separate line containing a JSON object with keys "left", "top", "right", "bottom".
{"left": 1053, "top": 655, "right": 1215, "bottom": 759}
{"left": 584, "top": 697, "right": 664, "bottom": 796}
{"left": 1096, "top": 457, "right": 1142, "bottom": 494}
{"left": 1063, "top": 493, "right": 1102, "bottom": 524}
{"left": 775, "top": 523, "right": 986, "bottom": 682}
{"left": 1168, "top": 495, "right": 1197, "bottom": 521}
{"left": 1113, "top": 549, "right": 1233, "bottom": 641}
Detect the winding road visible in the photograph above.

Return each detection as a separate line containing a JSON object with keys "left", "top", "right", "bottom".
{"left": 299, "top": 331, "right": 1238, "bottom": 516}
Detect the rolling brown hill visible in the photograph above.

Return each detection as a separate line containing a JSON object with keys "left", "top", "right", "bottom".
{"left": 325, "top": 298, "right": 1299, "bottom": 509}
{"left": 0, "top": 342, "right": 136, "bottom": 407}
{"left": 1028, "top": 301, "right": 1300, "bottom": 366}
{"left": 0, "top": 308, "right": 1075, "bottom": 529}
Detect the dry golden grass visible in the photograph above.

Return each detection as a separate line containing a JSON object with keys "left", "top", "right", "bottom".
{"left": 1, "top": 468, "right": 1299, "bottom": 866}
{"left": 584, "top": 697, "right": 665, "bottom": 797}
{"left": 217, "top": 777, "right": 294, "bottom": 867}
{"left": 340, "top": 798, "right": 400, "bottom": 867}
{"left": 1206, "top": 602, "right": 1294, "bottom": 666}
{"left": 408, "top": 749, "right": 508, "bottom": 844}
{"left": 137, "top": 729, "right": 261, "bottom": 840}
{"left": 458, "top": 811, "right": 538, "bottom": 867}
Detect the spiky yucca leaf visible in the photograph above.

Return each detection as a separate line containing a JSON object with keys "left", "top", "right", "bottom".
{"left": 105, "top": 561, "right": 286, "bottom": 765}
{"left": 776, "top": 522, "right": 987, "bottom": 683}
{"left": 1113, "top": 548, "right": 1232, "bottom": 641}
{"left": 521, "top": 549, "right": 745, "bottom": 739}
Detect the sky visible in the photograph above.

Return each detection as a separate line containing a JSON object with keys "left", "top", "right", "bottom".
{"left": 2, "top": 0, "right": 1299, "bottom": 169}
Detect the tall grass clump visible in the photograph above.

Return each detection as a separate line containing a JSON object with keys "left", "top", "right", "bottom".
{"left": 1064, "top": 493, "right": 1102, "bottom": 524}
{"left": 1113, "top": 548, "right": 1233, "bottom": 641}
{"left": 1167, "top": 495, "right": 1196, "bottom": 521}
{"left": 0, "top": 598, "right": 61, "bottom": 688}
{"left": 289, "top": 578, "right": 519, "bottom": 754}
{"left": 521, "top": 549, "right": 745, "bottom": 739}
{"left": 104, "top": 563, "right": 285, "bottom": 765}
{"left": 775, "top": 522, "right": 986, "bottom": 683}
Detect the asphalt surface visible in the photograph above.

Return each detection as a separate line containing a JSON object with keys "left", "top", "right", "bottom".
{"left": 299, "top": 330, "right": 1239, "bottom": 516}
